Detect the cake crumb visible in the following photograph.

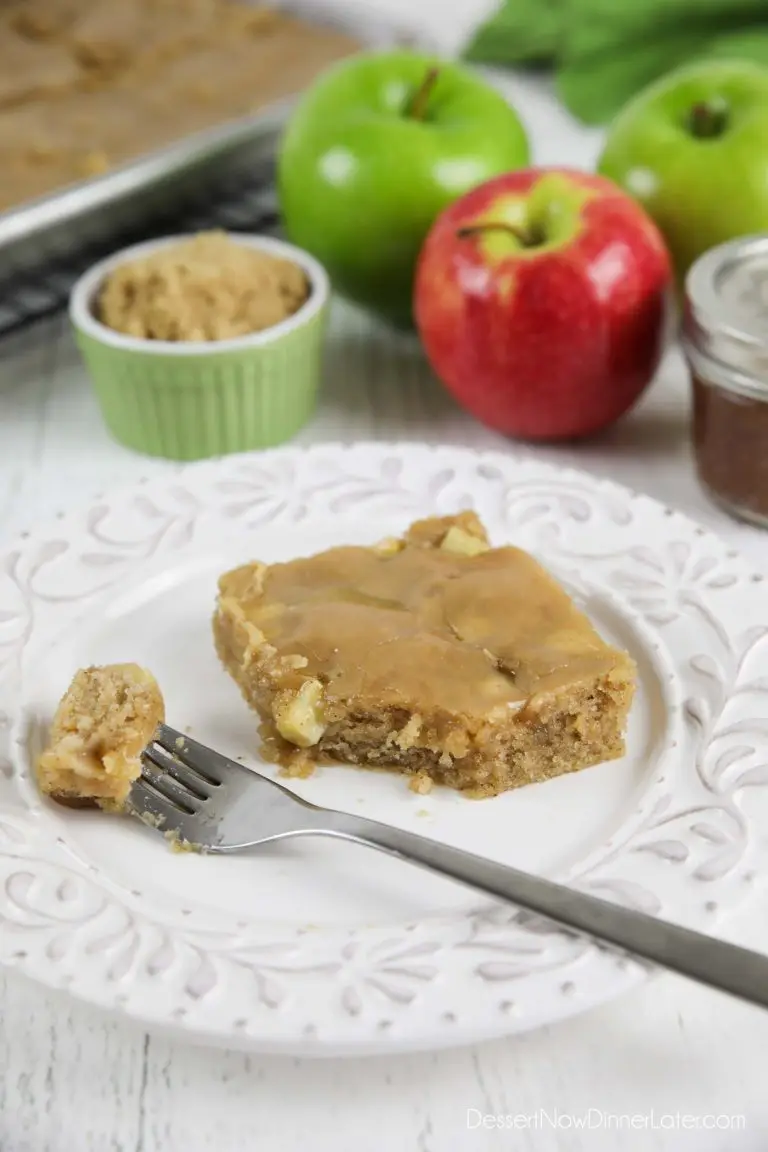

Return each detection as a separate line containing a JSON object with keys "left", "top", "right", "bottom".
{"left": 409, "top": 770, "right": 434, "bottom": 795}
{"left": 167, "top": 832, "right": 203, "bottom": 855}
{"left": 278, "top": 748, "right": 317, "bottom": 779}
{"left": 97, "top": 231, "right": 310, "bottom": 342}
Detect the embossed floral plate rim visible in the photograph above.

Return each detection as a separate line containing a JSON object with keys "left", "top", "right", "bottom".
{"left": 1, "top": 442, "right": 767, "bottom": 1056}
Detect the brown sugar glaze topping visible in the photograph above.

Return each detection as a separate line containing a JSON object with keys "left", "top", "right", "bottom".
{"left": 0, "top": 1, "right": 360, "bottom": 212}
{"left": 218, "top": 516, "right": 628, "bottom": 718}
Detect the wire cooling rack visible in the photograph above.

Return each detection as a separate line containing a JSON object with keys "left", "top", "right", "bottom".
{"left": 0, "top": 165, "right": 279, "bottom": 338}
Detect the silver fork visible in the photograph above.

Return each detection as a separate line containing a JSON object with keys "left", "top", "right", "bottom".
{"left": 131, "top": 723, "right": 768, "bottom": 1012}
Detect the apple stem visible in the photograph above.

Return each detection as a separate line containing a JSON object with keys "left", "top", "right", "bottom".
{"left": 457, "top": 222, "right": 545, "bottom": 248}
{"left": 405, "top": 67, "right": 440, "bottom": 120}
{"left": 688, "top": 100, "right": 728, "bottom": 139}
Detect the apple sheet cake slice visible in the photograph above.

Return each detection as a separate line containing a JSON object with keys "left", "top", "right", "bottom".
{"left": 213, "top": 513, "right": 635, "bottom": 797}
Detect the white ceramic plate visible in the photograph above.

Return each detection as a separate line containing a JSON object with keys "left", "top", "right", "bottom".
{"left": 2, "top": 444, "right": 767, "bottom": 1056}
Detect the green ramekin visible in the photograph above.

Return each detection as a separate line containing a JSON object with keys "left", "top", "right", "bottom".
{"left": 69, "top": 233, "right": 330, "bottom": 461}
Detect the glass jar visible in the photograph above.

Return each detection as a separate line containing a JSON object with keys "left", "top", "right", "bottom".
{"left": 683, "top": 235, "right": 768, "bottom": 528}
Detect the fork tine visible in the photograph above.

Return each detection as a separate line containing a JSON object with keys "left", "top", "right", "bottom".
{"left": 140, "top": 752, "right": 202, "bottom": 813}
{"left": 128, "top": 777, "right": 195, "bottom": 833}
{"left": 143, "top": 741, "right": 213, "bottom": 799}
{"left": 154, "top": 724, "right": 229, "bottom": 786}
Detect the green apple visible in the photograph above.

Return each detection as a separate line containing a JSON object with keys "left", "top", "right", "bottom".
{"left": 277, "top": 51, "right": 529, "bottom": 328}
{"left": 598, "top": 60, "right": 768, "bottom": 284}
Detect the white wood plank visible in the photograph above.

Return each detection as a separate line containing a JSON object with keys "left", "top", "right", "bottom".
{"left": 0, "top": 973, "right": 145, "bottom": 1152}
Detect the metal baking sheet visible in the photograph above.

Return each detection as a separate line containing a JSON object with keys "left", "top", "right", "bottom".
{"left": 0, "top": 1, "right": 429, "bottom": 285}
{"left": 0, "top": 163, "right": 280, "bottom": 337}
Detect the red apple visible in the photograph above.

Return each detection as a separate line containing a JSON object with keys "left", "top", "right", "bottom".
{"left": 414, "top": 168, "right": 671, "bottom": 440}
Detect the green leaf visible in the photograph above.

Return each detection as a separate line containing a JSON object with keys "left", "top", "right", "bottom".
{"left": 463, "top": 0, "right": 567, "bottom": 65}
{"left": 556, "top": 30, "right": 713, "bottom": 123}
{"left": 462, "top": 0, "right": 767, "bottom": 66}
{"left": 566, "top": 0, "right": 768, "bottom": 59}
{"left": 702, "top": 25, "right": 768, "bottom": 66}
{"left": 557, "top": 24, "right": 768, "bottom": 124}
{"left": 465, "top": 0, "right": 768, "bottom": 125}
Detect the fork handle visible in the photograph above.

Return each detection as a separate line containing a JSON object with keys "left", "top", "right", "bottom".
{"left": 328, "top": 812, "right": 768, "bottom": 1011}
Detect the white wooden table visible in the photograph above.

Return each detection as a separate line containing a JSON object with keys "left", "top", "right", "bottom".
{"left": 2, "top": 5, "right": 768, "bottom": 1148}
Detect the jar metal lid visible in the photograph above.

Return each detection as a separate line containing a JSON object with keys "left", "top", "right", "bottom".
{"left": 684, "top": 234, "right": 768, "bottom": 396}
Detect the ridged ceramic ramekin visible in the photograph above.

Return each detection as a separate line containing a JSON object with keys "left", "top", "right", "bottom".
{"left": 70, "top": 233, "right": 330, "bottom": 460}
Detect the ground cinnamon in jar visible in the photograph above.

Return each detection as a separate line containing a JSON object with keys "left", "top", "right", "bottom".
{"left": 683, "top": 237, "right": 768, "bottom": 527}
